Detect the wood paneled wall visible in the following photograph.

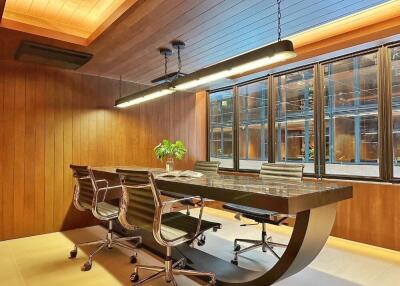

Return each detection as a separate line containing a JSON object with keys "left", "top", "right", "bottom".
{"left": 330, "top": 180, "right": 400, "bottom": 251}
{"left": 0, "top": 62, "right": 206, "bottom": 241}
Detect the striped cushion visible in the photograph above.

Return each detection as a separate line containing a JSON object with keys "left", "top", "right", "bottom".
{"left": 260, "top": 163, "right": 303, "bottom": 181}
{"left": 222, "top": 163, "right": 304, "bottom": 221}
{"left": 194, "top": 161, "right": 220, "bottom": 174}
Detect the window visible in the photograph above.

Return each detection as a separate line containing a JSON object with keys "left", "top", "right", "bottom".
{"left": 209, "top": 89, "right": 234, "bottom": 168}
{"left": 275, "top": 68, "right": 315, "bottom": 173}
{"left": 323, "top": 53, "right": 379, "bottom": 177}
{"left": 392, "top": 46, "right": 400, "bottom": 178}
{"left": 238, "top": 80, "right": 268, "bottom": 170}
{"left": 207, "top": 42, "right": 398, "bottom": 181}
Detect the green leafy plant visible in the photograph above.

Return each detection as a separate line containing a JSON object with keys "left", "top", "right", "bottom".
{"left": 309, "top": 147, "right": 315, "bottom": 159}
{"left": 154, "top": 139, "right": 187, "bottom": 161}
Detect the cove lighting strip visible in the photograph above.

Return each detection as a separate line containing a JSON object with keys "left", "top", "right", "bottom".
{"left": 115, "top": 40, "right": 296, "bottom": 108}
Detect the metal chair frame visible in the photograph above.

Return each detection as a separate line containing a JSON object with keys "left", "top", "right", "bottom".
{"left": 229, "top": 163, "right": 304, "bottom": 265}
{"left": 118, "top": 170, "right": 216, "bottom": 286}
{"left": 69, "top": 166, "right": 142, "bottom": 271}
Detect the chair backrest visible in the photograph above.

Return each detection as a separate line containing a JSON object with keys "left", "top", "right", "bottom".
{"left": 70, "top": 164, "right": 95, "bottom": 211}
{"left": 259, "top": 163, "right": 304, "bottom": 181}
{"left": 194, "top": 160, "right": 220, "bottom": 174}
{"left": 116, "top": 169, "right": 160, "bottom": 232}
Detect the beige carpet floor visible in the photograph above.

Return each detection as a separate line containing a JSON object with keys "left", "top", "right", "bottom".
{"left": 0, "top": 207, "right": 399, "bottom": 286}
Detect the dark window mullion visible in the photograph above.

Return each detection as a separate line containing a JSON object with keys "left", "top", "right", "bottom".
{"left": 233, "top": 85, "right": 240, "bottom": 171}
{"left": 268, "top": 76, "right": 275, "bottom": 163}
{"left": 314, "top": 63, "right": 324, "bottom": 178}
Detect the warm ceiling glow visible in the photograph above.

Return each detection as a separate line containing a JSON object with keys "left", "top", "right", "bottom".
{"left": 0, "top": 0, "right": 138, "bottom": 46}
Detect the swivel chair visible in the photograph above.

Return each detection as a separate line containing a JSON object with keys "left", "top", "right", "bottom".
{"left": 223, "top": 163, "right": 304, "bottom": 265}
{"left": 162, "top": 160, "right": 220, "bottom": 216}
{"left": 69, "top": 165, "right": 142, "bottom": 271}
{"left": 117, "top": 168, "right": 218, "bottom": 285}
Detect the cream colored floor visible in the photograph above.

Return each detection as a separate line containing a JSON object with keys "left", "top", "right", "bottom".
{"left": 0, "top": 208, "right": 399, "bottom": 286}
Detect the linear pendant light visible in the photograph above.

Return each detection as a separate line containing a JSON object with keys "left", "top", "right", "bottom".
{"left": 171, "top": 40, "right": 295, "bottom": 91}
{"left": 115, "top": 83, "right": 173, "bottom": 108}
{"left": 115, "top": 40, "right": 295, "bottom": 108}
{"left": 115, "top": 0, "right": 295, "bottom": 108}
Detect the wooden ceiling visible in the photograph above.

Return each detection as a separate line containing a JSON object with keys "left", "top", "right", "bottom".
{"left": 0, "top": 0, "right": 138, "bottom": 45}
{"left": 0, "top": 0, "right": 399, "bottom": 85}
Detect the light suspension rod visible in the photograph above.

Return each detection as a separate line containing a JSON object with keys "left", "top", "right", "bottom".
{"left": 115, "top": 40, "right": 295, "bottom": 108}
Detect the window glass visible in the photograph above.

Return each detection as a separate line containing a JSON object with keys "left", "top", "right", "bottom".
{"left": 275, "top": 68, "right": 315, "bottom": 173}
{"left": 238, "top": 80, "right": 268, "bottom": 170}
{"left": 324, "top": 53, "right": 379, "bottom": 177}
{"left": 392, "top": 46, "right": 400, "bottom": 177}
{"left": 209, "top": 90, "right": 234, "bottom": 168}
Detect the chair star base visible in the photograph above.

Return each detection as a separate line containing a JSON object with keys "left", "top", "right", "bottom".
{"left": 131, "top": 247, "right": 216, "bottom": 286}
{"left": 231, "top": 223, "right": 287, "bottom": 265}
{"left": 69, "top": 220, "right": 142, "bottom": 271}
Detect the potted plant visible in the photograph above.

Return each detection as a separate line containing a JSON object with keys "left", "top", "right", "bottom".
{"left": 154, "top": 139, "right": 187, "bottom": 171}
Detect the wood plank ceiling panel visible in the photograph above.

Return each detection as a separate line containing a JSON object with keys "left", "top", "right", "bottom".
{"left": 77, "top": 0, "right": 391, "bottom": 84}
{"left": 1, "top": 0, "right": 139, "bottom": 45}
{"left": 0, "top": 0, "right": 397, "bottom": 85}
{"left": 125, "top": 0, "right": 394, "bottom": 83}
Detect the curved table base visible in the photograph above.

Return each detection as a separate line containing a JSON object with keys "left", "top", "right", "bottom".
{"left": 114, "top": 203, "right": 337, "bottom": 285}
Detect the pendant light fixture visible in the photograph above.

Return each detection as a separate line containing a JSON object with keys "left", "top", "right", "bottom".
{"left": 171, "top": 0, "right": 294, "bottom": 91}
{"left": 115, "top": 0, "right": 295, "bottom": 108}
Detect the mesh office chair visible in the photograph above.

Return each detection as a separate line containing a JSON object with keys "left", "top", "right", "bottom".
{"left": 223, "top": 163, "right": 304, "bottom": 265}
{"left": 161, "top": 160, "right": 221, "bottom": 246}
{"left": 162, "top": 160, "right": 220, "bottom": 215}
{"left": 117, "top": 169, "right": 218, "bottom": 286}
{"left": 69, "top": 165, "right": 142, "bottom": 271}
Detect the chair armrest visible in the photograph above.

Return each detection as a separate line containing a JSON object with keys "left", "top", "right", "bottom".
{"left": 161, "top": 196, "right": 202, "bottom": 211}
{"left": 159, "top": 196, "right": 205, "bottom": 244}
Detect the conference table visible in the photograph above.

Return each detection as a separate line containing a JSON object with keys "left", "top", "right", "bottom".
{"left": 94, "top": 166, "right": 353, "bottom": 286}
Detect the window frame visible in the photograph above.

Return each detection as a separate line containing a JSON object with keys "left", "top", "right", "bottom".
{"left": 206, "top": 41, "right": 400, "bottom": 182}
{"left": 236, "top": 75, "right": 270, "bottom": 173}
{"left": 207, "top": 86, "right": 235, "bottom": 171}
{"left": 319, "top": 48, "right": 381, "bottom": 180}
{"left": 271, "top": 65, "right": 317, "bottom": 175}
{"left": 387, "top": 42, "right": 400, "bottom": 182}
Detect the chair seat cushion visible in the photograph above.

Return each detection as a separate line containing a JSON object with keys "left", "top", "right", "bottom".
{"left": 96, "top": 202, "right": 119, "bottom": 219}
{"left": 223, "top": 203, "right": 280, "bottom": 223}
{"left": 161, "top": 190, "right": 194, "bottom": 206}
{"left": 160, "top": 212, "right": 221, "bottom": 241}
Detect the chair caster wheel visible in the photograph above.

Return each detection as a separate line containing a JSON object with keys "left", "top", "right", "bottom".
{"left": 197, "top": 235, "right": 206, "bottom": 246}
{"left": 81, "top": 262, "right": 92, "bottom": 271}
{"left": 231, "top": 259, "right": 238, "bottom": 265}
{"left": 234, "top": 244, "right": 241, "bottom": 251}
{"left": 130, "top": 273, "right": 139, "bottom": 282}
{"left": 130, "top": 255, "right": 137, "bottom": 264}
{"left": 69, "top": 249, "right": 77, "bottom": 259}
{"left": 212, "top": 226, "right": 219, "bottom": 232}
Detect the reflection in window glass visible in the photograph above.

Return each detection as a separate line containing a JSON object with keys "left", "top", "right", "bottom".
{"left": 275, "top": 68, "right": 314, "bottom": 173}
{"left": 209, "top": 90, "right": 234, "bottom": 168}
{"left": 238, "top": 80, "right": 268, "bottom": 170}
{"left": 324, "top": 53, "right": 379, "bottom": 176}
{"left": 392, "top": 46, "right": 400, "bottom": 177}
